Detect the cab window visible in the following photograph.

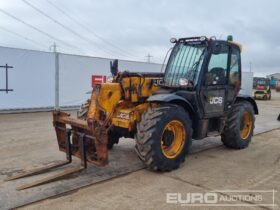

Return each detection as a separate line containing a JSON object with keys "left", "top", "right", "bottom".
{"left": 229, "top": 47, "right": 240, "bottom": 85}
{"left": 205, "top": 43, "right": 229, "bottom": 86}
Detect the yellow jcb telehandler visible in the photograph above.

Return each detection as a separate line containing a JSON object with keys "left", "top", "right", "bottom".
{"left": 7, "top": 36, "right": 258, "bottom": 190}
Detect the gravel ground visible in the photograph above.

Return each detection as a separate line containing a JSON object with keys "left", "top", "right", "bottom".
{"left": 0, "top": 90, "right": 279, "bottom": 210}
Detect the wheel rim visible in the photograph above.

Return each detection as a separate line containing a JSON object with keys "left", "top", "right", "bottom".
{"left": 240, "top": 111, "right": 253, "bottom": 140}
{"left": 161, "top": 120, "right": 186, "bottom": 158}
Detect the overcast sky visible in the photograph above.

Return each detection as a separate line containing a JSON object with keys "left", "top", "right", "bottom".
{"left": 0, "top": 0, "right": 279, "bottom": 76}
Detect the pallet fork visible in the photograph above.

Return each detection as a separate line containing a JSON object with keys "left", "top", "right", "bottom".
{"left": 5, "top": 128, "right": 88, "bottom": 190}
{"left": 5, "top": 110, "right": 108, "bottom": 190}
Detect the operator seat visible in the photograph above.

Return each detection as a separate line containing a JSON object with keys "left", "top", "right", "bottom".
{"left": 209, "top": 67, "right": 226, "bottom": 85}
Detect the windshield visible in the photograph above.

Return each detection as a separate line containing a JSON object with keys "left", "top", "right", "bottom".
{"left": 164, "top": 43, "right": 206, "bottom": 86}
{"left": 256, "top": 80, "right": 268, "bottom": 86}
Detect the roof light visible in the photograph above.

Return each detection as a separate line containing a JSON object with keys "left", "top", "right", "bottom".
{"left": 170, "top": 38, "right": 177, "bottom": 43}
{"left": 200, "top": 36, "right": 207, "bottom": 41}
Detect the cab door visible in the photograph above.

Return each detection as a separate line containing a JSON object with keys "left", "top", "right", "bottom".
{"left": 200, "top": 42, "right": 229, "bottom": 117}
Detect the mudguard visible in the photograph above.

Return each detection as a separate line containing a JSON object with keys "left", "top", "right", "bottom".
{"left": 147, "top": 94, "right": 195, "bottom": 114}
{"left": 237, "top": 94, "right": 259, "bottom": 114}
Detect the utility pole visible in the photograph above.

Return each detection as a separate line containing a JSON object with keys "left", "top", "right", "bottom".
{"left": 146, "top": 53, "right": 153, "bottom": 63}
{"left": 50, "top": 43, "right": 60, "bottom": 110}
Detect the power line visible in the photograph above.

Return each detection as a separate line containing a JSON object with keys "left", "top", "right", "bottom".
{"left": 0, "top": 25, "right": 48, "bottom": 50}
{"left": 22, "top": 0, "right": 123, "bottom": 58}
{"left": 45, "top": 0, "right": 141, "bottom": 59}
{"left": 0, "top": 8, "right": 85, "bottom": 53}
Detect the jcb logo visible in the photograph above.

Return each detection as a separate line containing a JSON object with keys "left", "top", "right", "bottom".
{"left": 209, "top": 97, "right": 223, "bottom": 104}
{"left": 153, "top": 79, "right": 163, "bottom": 86}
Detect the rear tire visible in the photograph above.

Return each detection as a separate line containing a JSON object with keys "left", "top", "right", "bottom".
{"left": 221, "top": 101, "right": 255, "bottom": 149}
{"left": 135, "top": 104, "right": 192, "bottom": 171}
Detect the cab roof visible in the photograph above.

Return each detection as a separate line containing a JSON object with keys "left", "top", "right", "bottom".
{"left": 177, "top": 36, "right": 243, "bottom": 52}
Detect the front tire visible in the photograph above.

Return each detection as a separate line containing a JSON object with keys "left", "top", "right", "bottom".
{"left": 135, "top": 104, "right": 192, "bottom": 171}
{"left": 221, "top": 101, "right": 255, "bottom": 149}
